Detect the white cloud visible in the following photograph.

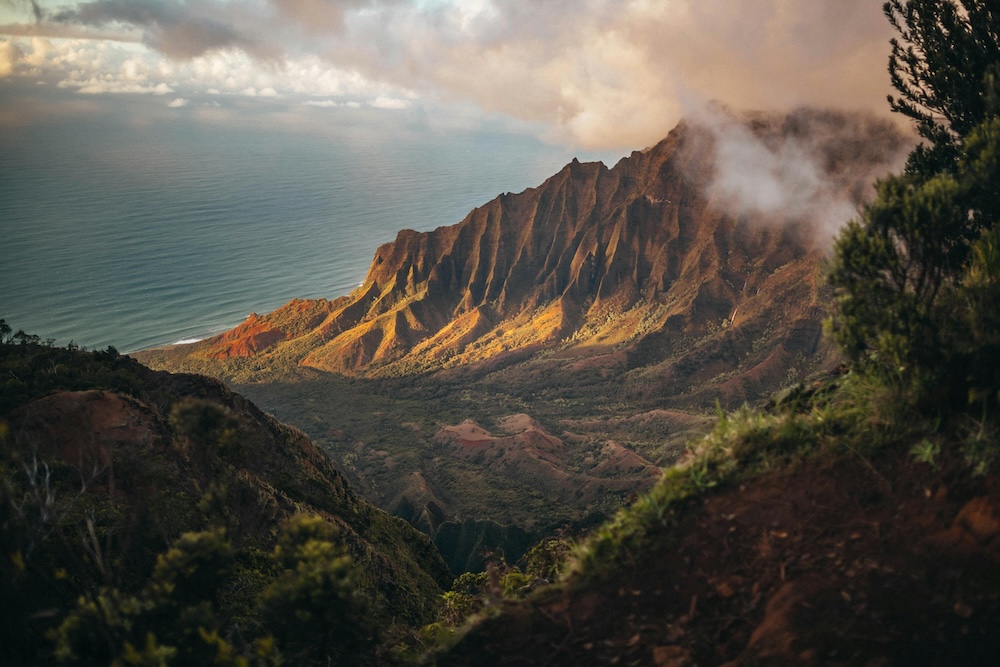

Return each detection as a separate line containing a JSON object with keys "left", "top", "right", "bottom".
{"left": 303, "top": 99, "right": 340, "bottom": 107}
{"left": 63, "top": 76, "right": 176, "bottom": 95}
{"left": 120, "top": 57, "right": 146, "bottom": 81}
{"left": 167, "top": 97, "right": 188, "bottom": 107}
{"left": 24, "top": 37, "right": 51, "bottom": 68}
{"left": 0, "top": 0, "right": 898, "bottom": 149}
{"left": 689, "top": 107, "right": 912, "bottom": 243}
{"left": 0, "top": 39, "right": 18, "bottom": 78}
{"left": 370, "top": 95, "right": 409, "bottom": 110}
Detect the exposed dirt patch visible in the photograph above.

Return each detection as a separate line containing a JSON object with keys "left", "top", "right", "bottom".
{"left": 438, "top": 449, "right": 1000, "bottom": 666}
{"left": 434, "top": 417, "right": 661, "bottom": 506}
{"left": 7, "top": 390, "right": 163, "bottom": 476}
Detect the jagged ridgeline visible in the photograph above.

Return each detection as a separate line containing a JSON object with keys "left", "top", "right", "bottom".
{"left": 0, "top": 340, "right": 449, "bottom": 665}
{"left": 144, "top": 109, "right": 908, "bottom": 406}
{"left": 134, "top": 110, "right": 912, "bottom": 568}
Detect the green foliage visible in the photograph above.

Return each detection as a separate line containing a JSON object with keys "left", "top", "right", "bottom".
{"left": 0, "top": 332, "right": 147, "bottom": 416}
{"left": 148, "top": 529, "right": 235, "bottom": 607}
{"left": 1, "top": 335, "right": 447, "bottom": 665}
{"left": 439, "top": 589, "right": 481, "bottom": 626}
{"left": 169, "top": 398, "right": 241, "bottom": 465}
{"left": 50, "top": 530, "right": 249, "bottom": 666}
{"left": 417, "top": 538, "right": 578, "bottom": 656}
{"left": 909, "top": 438, "right": 941, "bottom": 467}
{"left": 885, "top": 0, "right": 1000, "bottom": 175}
{"left": 260, "top": 514, "right": 374, "bottom": 666}
{"left": 523, "top": 535, "right": 574, "bottom": 583}
{"left": 829, "top": 2, "right": 1000, "bottom": 417}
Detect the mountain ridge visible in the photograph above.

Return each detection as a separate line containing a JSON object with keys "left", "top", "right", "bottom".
{"left": 144, "top": 109, "right": 910, "bottom": 410}
{"left": 133, "top": 109, "right": 912, "bottom": 564}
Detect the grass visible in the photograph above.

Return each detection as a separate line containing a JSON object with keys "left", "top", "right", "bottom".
{"left": 560, "top": 368, "right": 957, "bottom": 584}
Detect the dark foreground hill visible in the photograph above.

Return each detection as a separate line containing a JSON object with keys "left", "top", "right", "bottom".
{"left": 434, "top": 381, "right": 1000, "bottom": 666}
{"left": 0, "top": 339, "right": 448, "bottom": 665}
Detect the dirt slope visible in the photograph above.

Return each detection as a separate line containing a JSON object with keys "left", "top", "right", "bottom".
{"left": 438, "top": 449, "right": 1000, "bottom": 666}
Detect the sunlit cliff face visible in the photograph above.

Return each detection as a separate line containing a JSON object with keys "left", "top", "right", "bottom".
{"left": 161, "top": 109, "right": 909, "bottom": 402}
{"left": 2, "top": 0, "right": 893, "bottom": 150}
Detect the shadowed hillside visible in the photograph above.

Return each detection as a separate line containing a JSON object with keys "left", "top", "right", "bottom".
{"left": 0, "top": 338, "right": 448, "bottom": 665}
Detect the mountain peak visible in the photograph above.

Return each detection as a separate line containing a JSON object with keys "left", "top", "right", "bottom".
{"left": 152, "top": 110, "right": 910, "bottom": 406}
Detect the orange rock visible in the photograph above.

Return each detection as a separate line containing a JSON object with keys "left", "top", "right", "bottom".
{"left": 956, "top": 497, "right": 1000, "bottom": 546}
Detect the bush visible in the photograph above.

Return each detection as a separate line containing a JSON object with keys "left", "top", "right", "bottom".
{"left": 828, "top": 2, "right": 1000, "bottom": 416}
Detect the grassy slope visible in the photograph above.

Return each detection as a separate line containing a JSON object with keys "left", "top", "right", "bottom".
{"left": 432, "top": 373, "right": 1000, "bottom": 665}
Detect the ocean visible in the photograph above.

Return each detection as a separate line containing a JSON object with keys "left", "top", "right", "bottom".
{"left": 1, "top": 103, "right": 619, "bottom": 352}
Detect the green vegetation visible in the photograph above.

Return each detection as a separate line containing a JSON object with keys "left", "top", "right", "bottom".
{"left": 1, "top": 331, "right": 448, "bottom": 665}
{"left": 413, "top": 535, "right": 576, "bottom": 658}
{"left": 8, "top": 5, "right": 1000, "bottom": 664}
{"left": 829, "top": 0, "right": 1000, "bottom": 413}
{"left": 406, "top": 9, "right": 1000, "bottom": 662}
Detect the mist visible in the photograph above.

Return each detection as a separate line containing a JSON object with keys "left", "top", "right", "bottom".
{"left": 688, "top": 106, "right": 914, "bottom": 245}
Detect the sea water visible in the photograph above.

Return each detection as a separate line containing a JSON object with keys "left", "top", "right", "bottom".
{"left": 1, "top": 105, "right": 618, "bottom": 352}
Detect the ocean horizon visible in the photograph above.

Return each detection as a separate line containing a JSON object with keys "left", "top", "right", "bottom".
{"left": 1, "top": 100, "right": 621, "bottom": 353}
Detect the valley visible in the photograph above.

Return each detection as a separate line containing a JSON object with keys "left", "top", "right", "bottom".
{"left": 6, "top": 3, "right": 1000, "bottom": 665}
{"left": 135, "top": 109, "right": 910, "bottom": 566}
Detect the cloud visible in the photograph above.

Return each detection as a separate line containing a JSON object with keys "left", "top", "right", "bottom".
{"left": 48, "top": 0, "right": 273, "bottom": 59}
{"left": 0, "top": 39, "right": 19, "bottom": 77}
{"left": 344, "top": 0, "right": 895, "bottom": 149}
{"left": 270, "top": 0, "right": 379, "bottom": 35}
{"left": 61, "top": 77, "right": 174, "bottom": 94}
{"left": 167, "top": 96, "right": 186, "bottom": 106}
{"left": 22, "top": 36, "right": 49, "bottom": 66}
{"left": 370, "top": 94, "right": 408, "bottom": 109}
{"left": 686, "top": 106, "right": 913, "bottom": 244}
{"left": 2, "top": 0, "right": 900, "bottom": 150}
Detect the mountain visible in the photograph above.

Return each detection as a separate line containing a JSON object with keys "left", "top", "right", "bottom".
{"left": 136, "top": 109, "right": 911, "bottom": 561}
{"left": 0, "top": 340, "right": 448, "bottom": 664}
{"left": 144, "top": 109, "right": 908, "bottom": 405}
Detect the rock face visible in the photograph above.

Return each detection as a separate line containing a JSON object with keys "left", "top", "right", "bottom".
{"left": 173, "top": 109, "right": 908, "bottom": 404}
{"left": 133, "top": 109, "right": 911, "bottom": 547}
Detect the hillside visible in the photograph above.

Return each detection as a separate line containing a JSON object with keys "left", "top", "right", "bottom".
{"left": 425, "top": 6, "right": 1000, "bottom": 661}
{"left": 136, "top": 109, "right": 911, "bottom": 554}
{"left": 0, "top": 339, "right": 448, "bottom": 665}
{"left": 436, "top": 417, "right": 1000, "bottom": 665}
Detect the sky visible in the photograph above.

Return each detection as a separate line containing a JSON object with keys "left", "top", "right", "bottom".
{"left": 0, "top": 0, "right": 899, "bottom": 153}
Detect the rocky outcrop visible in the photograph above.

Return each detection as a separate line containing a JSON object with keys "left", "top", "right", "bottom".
{"left": 434, "top": 416, "right": 662, "bottom": 506}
